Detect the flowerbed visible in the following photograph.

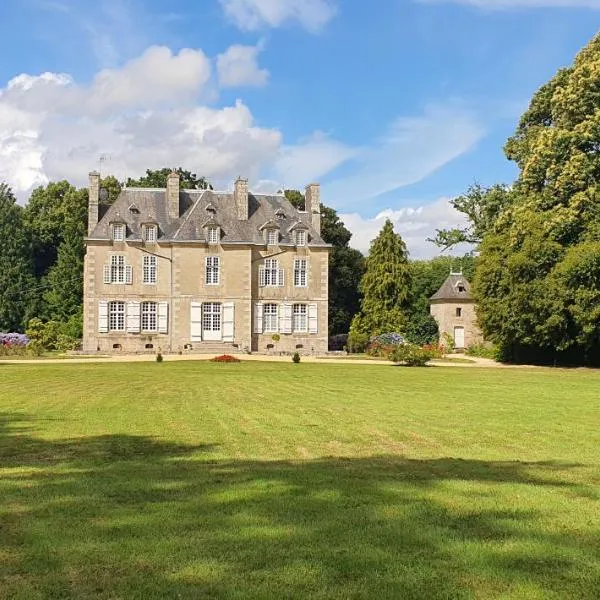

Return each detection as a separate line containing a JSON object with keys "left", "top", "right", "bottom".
{"left": 210, "top": 354, "right": 241, "bottom": 363}
{"left": 0, "top": 333, "right": 30, "bottom": 356}
{"left": 366, "top": 333, "right": 405, "bottom": 357}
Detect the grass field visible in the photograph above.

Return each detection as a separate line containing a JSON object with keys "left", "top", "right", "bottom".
{"left": 1, "top": 361, "right": 599, "bottom": 599}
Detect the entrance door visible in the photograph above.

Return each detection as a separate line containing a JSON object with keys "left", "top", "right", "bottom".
{"left": 202, "top": 302, "right": 222, "bottom": 341}
{"left": 454, "top": 326, "right": 465, "bottom": 349}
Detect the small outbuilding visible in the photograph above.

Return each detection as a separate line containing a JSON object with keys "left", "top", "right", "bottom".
{"left": 429, "top": 272, "right": 483, "bottom": 350}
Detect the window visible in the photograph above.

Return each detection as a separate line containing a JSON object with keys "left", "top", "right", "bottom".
{"left": 202, "top": 302, "right": 221, "bottom": 331}
{"left": 143, "top": 255, "right": 157, "bottom": 284}
{"left": 108, "top": 301, "right": 125, "bottom": 331}
{"left": 110, "top": 255, "right": 126, "bottom": 284}
{"left": 206, "top": 256, "right": 220, "bottom": 285}
{"left": 261, "top": 258, "right": 282, "bottom": 287}
{"left": 294, "top": 259, "right": 307, "bottom": 287}
{"left": 457, "top": 282, "right": 466, "bottom": 293}
{"left": 141, "top": 302, "right": 158, "bottom": 332}
{"left": 264, "top": 303, "right": 278, "bottom": 332}
{"left": 112, "top": 223, "right": 125, "bottom": 242}
{"left": 295, "top": 230, "right": 306, "bottom": 246}
{"left": 456, "top": 307, "right": 462, "bottom": 317}
{"left": 144, "top": 225, "right": 157, "bottom": 243}
{"left": 267, "top": 229, "right": 278, "bottom": 245}
{"left": 293, "top": 304, "right": 307, "bottom": 332}
{"left": 207, "top": 227, "right": 219, "bottom": 244}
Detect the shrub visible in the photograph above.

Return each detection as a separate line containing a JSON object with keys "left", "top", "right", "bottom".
{"left": 25, "top": 318, "right": 80, "bottom": 352}
{"left": 329, "top": 334, "right": 348, "bottom": 352}
{"left": 292, "top": 352, "right": 301, "bottom": 364}
{"left": 347, "top": 331, "right": 369, "bottom": 354}
{"left": 210, "top": 354, "right": 241, "bottom": 363}
{"left": 366, "top": 332, "right": 405, "bottom": 358}
{"left": 466, "top": 343, "right": 499, "bottom": 360}
{"left": 422, "top": 343, "right": 445, "bottom": 359}
{"left": 441, "top": 332, "right": 456, "bottom": 353}
{"left": 389, "top": 343, "right": 434, "bottom": 367}
{"left": 156, "top": 352, "right": 164, "bottom": 363}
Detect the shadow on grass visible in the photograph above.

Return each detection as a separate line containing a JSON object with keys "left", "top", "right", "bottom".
{"left": 1, "top": 412, "right": 598, "bottom": 599}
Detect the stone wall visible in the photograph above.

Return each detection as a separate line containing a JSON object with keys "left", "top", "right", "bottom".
{"left": 430, "top": 300, "right": 483, "bottom": 349}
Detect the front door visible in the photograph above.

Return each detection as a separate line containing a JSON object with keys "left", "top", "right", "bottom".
{"left": 202, "top": 302, "right": 222, "bottom": 341}
{"left": 454, "top": 326, "right": 465, "bottom": 349}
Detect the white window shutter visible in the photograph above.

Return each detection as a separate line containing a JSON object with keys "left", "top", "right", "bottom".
{"left": 259, "top": 267, "right": 266, "bottom": 287}
{"left": 103, "top": 264, "right": 111, "bottom": 284}
{"left": 308, "top": 303, "right": 318, "bottom": 333}
{"left": 254, "top": 302, "right": 264, "bottom": 334}
{"left": 98, "top": 301, "right": 109, "bottom": 333}
{"left": 278, "top": 268, "right": 285, "bottom": 287}
{"left": 190, "top": 302, "right": 203, "bottom": 341}
{"left": 158, "top": 302, "right": 168, "bottom": 333}
{"left": 127, "top": 301, "right": 141, "bottom": 333}
{"left": 280, "top": 303, "right": 292, "bottom": 334}
{"left": 125, "top": 264, "right": 133, "bottom": 284}
{"left": 222, "top": 302, "right": 235, "bottom": 342}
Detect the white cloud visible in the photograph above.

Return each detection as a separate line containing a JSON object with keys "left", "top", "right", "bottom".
{"left": 417, "top": 0, "right": 600, "bottom": 9}
{"left": 340, "top": 197, "right": 472, "bottom": 258}
{"left": 324, "top": 104, "right": 485, "bottom": 209}
{"left": 220, "top": 0, "right": 337, "bottom": 31}
{"left": 217, "top": 43, "right": 269, "bottom": 88}
{"left": 0, "top": 46, "right": 281, "bottom": 197}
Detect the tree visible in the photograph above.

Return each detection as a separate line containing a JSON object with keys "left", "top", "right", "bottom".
{"left": 126, "top": 168, "right": 212, "bottom": 190}
{"left": 349, "top": 220, "right": 411, "bottom": 336}
{"left": 474, "top": 33, "right": 600, "bottom": 364}
{"left": 0, "top": 184, "right": 37, "bottom": 331}
{"left": 284, "top": 190, "right": 364, "bottom": 335}
{"left": 100, "top": 175, "right": 122, "bottom": 206}
{"left": 430, "top": 183, "right": 513, "bottom": 250}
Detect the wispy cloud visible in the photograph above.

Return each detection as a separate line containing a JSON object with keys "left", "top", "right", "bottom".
{"left": 416, "top": 0, "right": 600, "bottom": 9}
{"left": 220, "top": 0, "right": 337, "bottom": 31}
{"left": 217, "top": 42, "right": 270, "bottom": 88}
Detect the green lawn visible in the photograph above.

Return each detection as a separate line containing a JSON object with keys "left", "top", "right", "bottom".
{"left": 1, "top": 362, "right": 599, "bottom": 599}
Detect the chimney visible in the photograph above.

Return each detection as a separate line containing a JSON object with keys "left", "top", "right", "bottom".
{"left": 305, "top": 183, "right": 321, "bottom": 235}
{"left": 88, "top": 171, "right": 100, "bottom": 236}
{"left": 166, "top": 170, "right": 180, "bottom": 220}
{"left": 234, "top": 177, "right": 249, "bottom": 220}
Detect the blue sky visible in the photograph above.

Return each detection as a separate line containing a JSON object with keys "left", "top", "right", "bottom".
{"left": 0, "top": 0, "right": 598, "bottom": 255}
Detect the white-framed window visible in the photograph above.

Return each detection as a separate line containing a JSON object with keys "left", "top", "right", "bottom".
{"left": 108, "top": 301, "right": 125, "bottom": 331}
{"left": 141, "top": 301, "right": 158, "bottom": 332}
{"left": 112, "top": 223, "right": 125, "bottom": 242}
{"left": 206, "top": 256, "right": 220, "bottom": 285}
{"left": 295, "top": 230, "right": 306, "bottom": 246}
{"left": 293, "top": 304, "right": 308, "bottom": 332}
{"left": 267, "top": 229, "right": 278, "bottom": 246}
{"left": 207, "top": 227, "right": 219, "bottom": 244}
{"left": 294, "top": 259, "right": 307, "bottom": 287}
{"left": 144, "top": 224, "right": 157, "bottom": 243}
{"left": 259, "top": 258, "right": 284, "bottom": 287}
{"left": 202, "top": 302, "right": 221, "bottom": 331}
{"left": 143, "top": 255, "right": 157, "bottom": 284}
{"left": 110, "top": 255, "right": 126, "bottom": 284}
{"left": 264, "top": 303, "right": 278, "bottom": 332}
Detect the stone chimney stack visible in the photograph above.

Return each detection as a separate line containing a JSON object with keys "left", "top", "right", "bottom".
{"left": 88, "top": 171, "right": 100, "bottom": 236}
{"left": 234, "top": 177, "right": 249, "bottom": 220}
{"left": 166, "top": 170, "right": 180, "bottom": 221}
{"left": 305, "top": 183, "right": 321, "bottom": 235}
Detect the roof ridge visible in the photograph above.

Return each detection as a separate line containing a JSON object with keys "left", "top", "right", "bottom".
{"left": 172, "top": 189, "right": 209, "bottom": 239}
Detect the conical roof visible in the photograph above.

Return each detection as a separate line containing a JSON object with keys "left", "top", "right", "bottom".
{"left": 430, "top": 273, "right": 473, "bottom": 301}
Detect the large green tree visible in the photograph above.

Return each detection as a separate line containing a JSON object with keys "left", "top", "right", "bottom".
{"left": 284, "top": 190, "right": 364, "bottom": 335}
{"left": 0, "top": 184, "right": 37, "bottom": 331}
{"left": 474, "top": 33, "right": 600, "bottom": 364}
{"left": 349, "top": 220, "right": 411, "bottom": 336}
{"left": 127, "top": 168, "right": 212, "bottom": 190}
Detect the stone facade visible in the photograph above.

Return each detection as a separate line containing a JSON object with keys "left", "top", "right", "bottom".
{"left": 429, "top": 273, "right": 483, "bottom": 350}
{"left": 83, "top": 173, "right": 330, "bottom": 354}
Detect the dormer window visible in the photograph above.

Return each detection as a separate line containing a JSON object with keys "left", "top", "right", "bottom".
{"left": 207, "top": 226, "right": 219, "bottom": 244}
{"left": 143, "top": 224, "right": 158, "bottom": 243}
{"left": 456, "top": 281, "right": 466, "bottom": 293}
{"left": 267, "top": 229, "right": 278, "bottom": 246}
{"left": 275, "top": 208, "right": 286, "bottom": 220}
{"left": 295, "top": 230, "right": 307, "bottom": 246}
{"left": 205, "top": 202, "right": 216, "bottom": 214}
{"left": 112, "top": 223, "right": 125, "bottom": 242}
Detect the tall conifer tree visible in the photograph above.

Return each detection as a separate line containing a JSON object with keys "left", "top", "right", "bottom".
{"left": 349, "top": 220, "right": 411, "bottom": 336}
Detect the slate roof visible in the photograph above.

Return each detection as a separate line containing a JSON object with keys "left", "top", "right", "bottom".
{"left": 430, "top": 273, "right": 473, "bottom": 301}
{"left": 88, "top": 188, "right": 329, "bottom": 247}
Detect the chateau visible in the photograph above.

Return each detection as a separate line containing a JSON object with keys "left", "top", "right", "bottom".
{"left": 429, "top": 273, "right": 483, "bottom": 350}
{"left": 82, "top": 171, "right": 331, "bottom": 354}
